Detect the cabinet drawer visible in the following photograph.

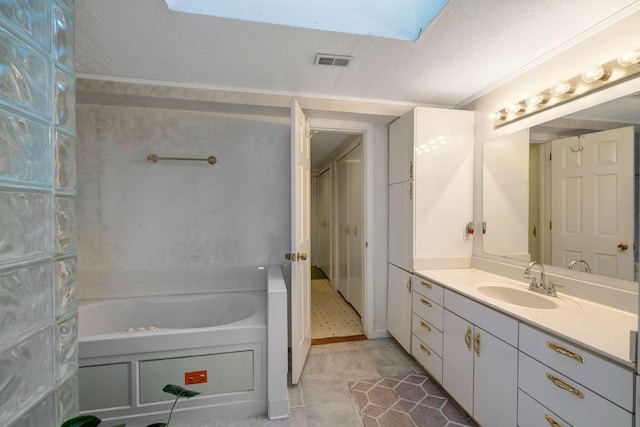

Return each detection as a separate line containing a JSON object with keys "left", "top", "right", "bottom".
{"left": 411, "top": 312, "right": 443, "bottom": 356}
{"left": 518, "top": 353, "right": 632, "bottom": 427}
{"left": 518, "top": 389, "right": 572, "bottom": 427}
{"left": 444, "top": 289, "right": 518, "bottom": 346}
{"left": 412, "top": 292, "right": 443, "bottom": 331}
{"left": 412, "top": 276, "right": 443, "bottom": 305}
{"left": 412, "top": 335, "right": 442, "bottom": 384}
{"left": 519, "top": 324, "right": 634, "bottom": 411}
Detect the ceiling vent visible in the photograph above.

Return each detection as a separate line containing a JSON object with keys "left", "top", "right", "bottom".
{"left": 315, "top": 54, "right": 352, "bottom": 67}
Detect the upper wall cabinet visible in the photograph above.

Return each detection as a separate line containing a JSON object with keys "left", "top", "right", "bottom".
{"left": 388, "top": 107, "right": 474, "bottom": 271}
{"left": 389, "top": 111, "right": 415, "bottom": 185}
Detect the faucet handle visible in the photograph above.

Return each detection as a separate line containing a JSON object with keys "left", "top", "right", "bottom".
{"left": 547, "top": 281, "right": 564, "bottom": 297}
{"left": 527, "top": 277, "right": 538, "bottom": 290}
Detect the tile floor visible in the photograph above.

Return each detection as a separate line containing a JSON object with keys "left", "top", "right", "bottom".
{"left": 311, "top": 279, "right": 364, "bottom": 339}
{"left": 170, "top": 338, "right": 474, "bottom": 427}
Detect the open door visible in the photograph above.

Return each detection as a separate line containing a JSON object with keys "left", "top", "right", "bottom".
{"left": 551, "top": 126, "right": 634, "bottom": 279}
{"left": 290, "top": 100, "right": 311, "bottom": 384}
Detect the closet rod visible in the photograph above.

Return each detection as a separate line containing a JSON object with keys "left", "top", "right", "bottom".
{"left": 147, "top": 154, "right": 217, "bottom": 165}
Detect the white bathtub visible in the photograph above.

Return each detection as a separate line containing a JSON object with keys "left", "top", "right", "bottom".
{"left": 78, "top": 291, "right": 269, "bottom": 426}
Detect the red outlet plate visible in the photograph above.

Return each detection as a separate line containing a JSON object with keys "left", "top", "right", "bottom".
{"left": 184, "top": 370, "right": 207, "bottom": 385}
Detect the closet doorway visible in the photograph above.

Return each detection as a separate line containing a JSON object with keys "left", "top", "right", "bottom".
{"left": 310, "top": 131, "right": 365, "bottom": 344}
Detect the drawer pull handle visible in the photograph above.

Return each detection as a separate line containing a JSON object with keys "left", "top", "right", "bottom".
{"left": 547, "top": 341, "right": 585, "bottom": 363}
{"left": 545, "top": 414, "right": 562, "bottom": 427}
{"left": 407, "top": 277, "right": 412, "bottom": 293}
{"left": 420, "top": 298, "right": 432, "bottom": 307}
{"left": 474, "top": 331, "right": 481, "bottom": 356}
{"left": 546, "top": 373, "right": 584, "bottom": 399}
{"left": 420, "top": 321, "right": 431, "bottom": 332}
{"left": 465, "top": 326, "right": 472, "bottom": 351}
{"left": 420, "top": 344, "right": 431, "bottom": 356}
{"left": 421, "top": 281, "right": 432, "bottom": 289}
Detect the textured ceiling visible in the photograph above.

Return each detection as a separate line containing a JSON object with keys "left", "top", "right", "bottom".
{"left": 75, "top": 0, "right": 640, "bottom": 107}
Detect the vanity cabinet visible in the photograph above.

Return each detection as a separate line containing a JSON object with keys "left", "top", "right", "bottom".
{"left": 442, "top": 290, "right": 518, "bottom": 427}
{"left": 386, "top": 264, "right": 413, "bottom": 352}
{"left": 518, "top": 324, "right": 633, "bottom": 426}
{"left": 411, "top": 277, "right": 444, "bottom": 383}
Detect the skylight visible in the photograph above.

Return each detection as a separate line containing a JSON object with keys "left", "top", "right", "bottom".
{"left": 164, "top": 0, "right": 449, "bottom": 41}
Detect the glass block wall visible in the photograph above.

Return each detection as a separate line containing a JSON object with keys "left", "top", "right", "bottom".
{"left": 0, "top": 1, "right": 77, "bottom": 426}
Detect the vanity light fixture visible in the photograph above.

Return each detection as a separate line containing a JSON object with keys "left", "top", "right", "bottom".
{"left": 492, "top": 52, "right": 640, "bottom": 128}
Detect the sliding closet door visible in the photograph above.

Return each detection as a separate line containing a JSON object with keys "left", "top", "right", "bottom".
{"left": 318, "top": 169, "right": 331, "bottom": 278}
{"left": 347, "top": 145, "right": 363, "bottom": 315}
{"left": 337, "top": 157, "right": 349, "bottom": 297}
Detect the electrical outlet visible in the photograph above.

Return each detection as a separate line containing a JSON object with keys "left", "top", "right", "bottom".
{"left": 184, "top": 370, "right": 207, "bottom": 385}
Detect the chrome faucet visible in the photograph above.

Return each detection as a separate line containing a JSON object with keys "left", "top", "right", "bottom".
{"left": 568, "top": 259, "right": 592, "bottom": 273}
{"left": 524, "top": 261, "right": 563, "bottom": 297}
{"left": 524, "top": 261, "right": 546, "bottom": 291}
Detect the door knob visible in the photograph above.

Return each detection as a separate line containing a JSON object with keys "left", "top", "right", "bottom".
{"left": 297, "top": 252, "right": 307, "bottom": 261}
{"left": 618, "top": 243, "right": 629, "bottom": 251}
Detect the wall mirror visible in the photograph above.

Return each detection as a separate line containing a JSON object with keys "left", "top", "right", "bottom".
{"left": 482, "top": 91, "right": 640, "bottom": 281}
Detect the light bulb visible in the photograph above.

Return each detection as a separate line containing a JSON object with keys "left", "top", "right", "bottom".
{"left": 489, "top": 111, "right": 504, "bottom": 121}
{"left": 506, "top": 103, "right": 524, "bottom": 114}
{"left": 617, "top": 47, "right": 640, "bottom": 66}
{"left": 581, "top": 65, "right": 609, "bottom": 83}
{"left": 550, "top": 81, "right": 574, "bottom": 97}
{"left": 526, "top": 94, "right": 548, "bottom": 107}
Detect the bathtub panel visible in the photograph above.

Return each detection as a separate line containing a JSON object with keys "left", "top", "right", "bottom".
{"left": 79, "top": 363, "right": 129, "bottom": 411}
{"left": 139, "top": 351, "right": 254, "bottom": 403}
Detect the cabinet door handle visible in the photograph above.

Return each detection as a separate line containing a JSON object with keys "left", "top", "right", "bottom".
{"left": 420, "top": 298, "right": 431, "bottom": 307}
{"left": 546, "top": 341, "right": 585, "bottom": 363}
{"left": 420, "top": 321, "right": 431, "bottom": 332}
{"left": 421, "top": 281, "right": 432, "bottom": 289}
{"left": 407, "top": 182, "right": 413, "bottom": 200}
{"left": 465, "top": 326, "right": 472, "bottom": 351}
{"left": 474, "top": 331, "right": 481, "bottom": 356}
{"left": 545, "top": 414, "right": 562, "bottom": 427}
{"left": 407, "top": 276, "right": 412, "bottom": 293}
{"left": 546, "top": 373, "right": 585, "bottom": 399}
{"left": 408, "top": 161, "right": 413, "bottom": 179}
{"left": 420, "top": 344, "right": 431, "bottom": 356}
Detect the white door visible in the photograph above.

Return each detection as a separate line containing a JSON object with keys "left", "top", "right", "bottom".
{"left": 337, "top": 155, "right": 349, "bottom": 298}
{"left": 348, "top": 144, "right": 363, "bottom": 315}
{"left": 290, "top": 100, "right": 311, "bottom": 385}
{"left": 551, "top": 126, "right": 634, "bottom": 279}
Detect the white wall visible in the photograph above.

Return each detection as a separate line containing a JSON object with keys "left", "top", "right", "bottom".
{"left": 76, "top": 104, "right": 291, "bottom": 298}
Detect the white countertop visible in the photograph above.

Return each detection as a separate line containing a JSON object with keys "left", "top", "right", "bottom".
{"left": 414, "top": 268, "right": 638, "bottom": 369}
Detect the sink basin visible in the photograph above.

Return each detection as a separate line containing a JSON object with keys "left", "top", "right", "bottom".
{"left": 477, "top": 285, "right": 558, "bottom": 309}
